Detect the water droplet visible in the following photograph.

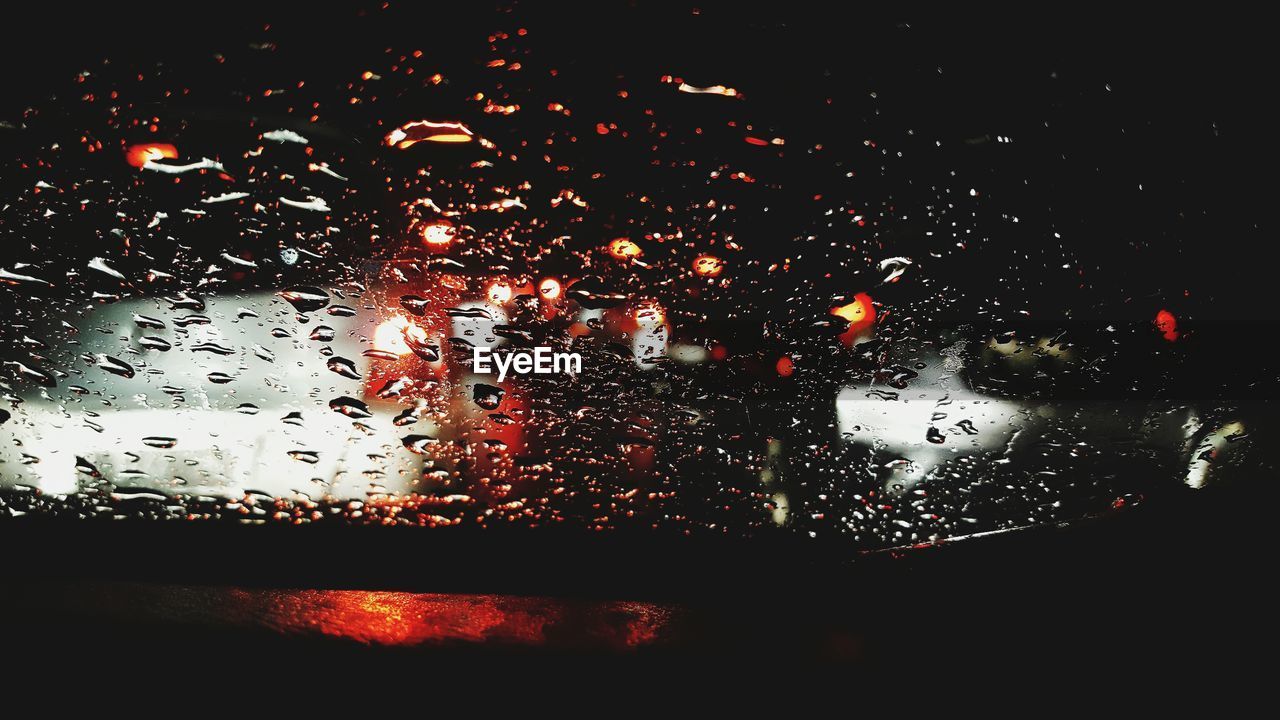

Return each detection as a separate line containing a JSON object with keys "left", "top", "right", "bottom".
{"left": 96, "top": 354, "right": 136, "bottom": 379}
{"left": 401, "top": 434, "right": 439, "bottom": 454}
{"left": 6, "top": 361, "right": 57, "bottom": 387}
{"left": 877, "top": 256, "right": 913, "bottom": 284}
{"left": 278, "top": 286, "right": 330, "bottom": 313}
{"left": 139, "top": 336, "right": 171, "bottom": 351}
{"left": 329, "top": 396, "right": 372, "bottom": 419}
{"left": 173, "top": 314, "right": 212, "bottom": 327}
{"left": 326, "top": 356, "right": 361, "bottom": 379}
{"left": 566, "top": 277, "right": 628, "bottom": 309}
{"left": 404, "top": 334, "right": 440, "bottom": 362}
{"left": 132, "top": 314, "right": 165, "bottom": 329}
{"left": 192, "top": 342, "right": 236, "bottom": 356}
{"left": 400, "top": 295, "right": 430, "bottom": 316}
{"left": 393, "top": 402, "right": 426, "bottom": 426}
{"left": 376, "top": 376, "right": 411, "bottom": 399}
{"left": 473, "top": 383, "right": 504, "bottom": 410}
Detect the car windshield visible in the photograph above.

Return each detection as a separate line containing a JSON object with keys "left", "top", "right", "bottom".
{"left": 1, "top": 4, "right": 1266, "bottom": 555}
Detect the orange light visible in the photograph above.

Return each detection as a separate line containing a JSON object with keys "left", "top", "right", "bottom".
{"left": 373, "top": 316, "right": 426, "bottom": 356}
{"left": 776, "top": 355, "right": 795, "bottom": 377}
{"left": 538, "top": 278, "right": 562, "bottom": 300}
{"left": 608, "top": 238, "right": 642, "bottom": 259}
{"left": 1155, "top": 309, "right": 1179, "bottom": 342}
{"left": 693, "top": 254, "right": 724, "bottom": 277}
{"left": 125, "top": 143, "right": 178, "bottom": 168}
{"left": 832, "top": 292, "right": 875, "bottom": 331}
{"left": 420, "top": 221, "right": 455, "bottom": 245}
{"left": 676, "top": 82, "right": 739, "bottom": 97}
{"left": 385, "top": 120, "right": 474, "bottom": 149}
{"left": 488, "top": 283, "right": 512, "bottom": 304}
{"left": 634, "top": 302, "right": 665, "bottom": 326}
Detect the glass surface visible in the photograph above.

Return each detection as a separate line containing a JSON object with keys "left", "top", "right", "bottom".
{"left": 0, "top": 5, "right": 1265, "bottom": 553}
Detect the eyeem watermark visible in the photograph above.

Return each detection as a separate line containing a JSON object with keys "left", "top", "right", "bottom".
{"left": 472, "top": 346, "right": 581, "bottom": 382}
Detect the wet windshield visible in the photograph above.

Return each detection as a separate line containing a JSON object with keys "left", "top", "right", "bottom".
{"left": 1, "top": 4, "right": 1267, "bottom": 554}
